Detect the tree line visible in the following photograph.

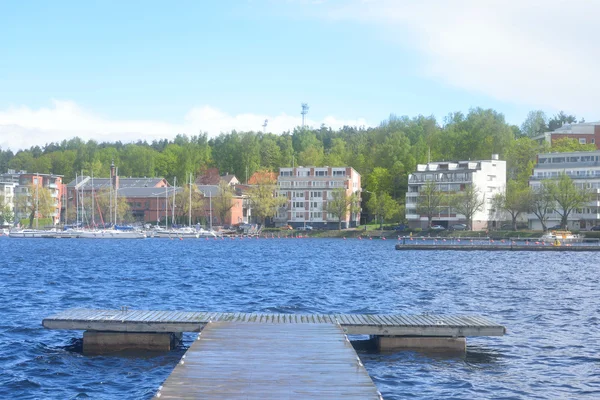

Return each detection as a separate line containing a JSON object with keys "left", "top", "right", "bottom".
{"left": 0, "top": 108, "right": 594, "bottom": 227}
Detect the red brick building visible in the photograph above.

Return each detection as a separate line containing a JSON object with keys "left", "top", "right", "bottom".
{"left": 533, "top": 122, "right": 600, "bottom": 149}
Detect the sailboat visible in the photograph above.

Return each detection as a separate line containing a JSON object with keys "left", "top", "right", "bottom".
{"left": 152, "top": 176, "right": 198, "bottom": 238}
{"left": 78, "top": 166, "right": 145, "bottom": 239}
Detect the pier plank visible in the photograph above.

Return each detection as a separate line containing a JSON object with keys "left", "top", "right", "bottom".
{"left": 42, "top": 309, "right": 506, "bottom": 336}
{"left": 154, "top": 322, "right": 380, "bottom": 400}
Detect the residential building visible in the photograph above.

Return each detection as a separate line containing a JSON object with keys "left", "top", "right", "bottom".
{"left": 532, "top": 121, "right": 600, "bottom": 150}
{"left": 0, "top": 181, "right": 17, "bottom": 224}
{"left": 528, "top": 151, "right": 600, "bottom": 230}
{"left": 10, "top": 172, "right": 64, "bottom": 226}
{"left": 276, "top": 166, "right": 361, "bottom": 229}
{"left": 406, "top": 155, "right": 506, "bottom": 230}
{"left": 196, "top": 168, "right": 240, "bottom": 186}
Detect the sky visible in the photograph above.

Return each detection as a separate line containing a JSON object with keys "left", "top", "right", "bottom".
{"left": 1, "top": 0, "right": 599, "bottom": 152}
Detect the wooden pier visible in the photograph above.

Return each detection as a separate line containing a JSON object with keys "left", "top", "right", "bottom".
{"left": 154, "top": 322, "right": 381, "bottom": 399}
{"left": 43, "top": 308, "right": 506, "bottom": 399}
{"left": 395, "top": 243, "right": 600, "bottom": 251}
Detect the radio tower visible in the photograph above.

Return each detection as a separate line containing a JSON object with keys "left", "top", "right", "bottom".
{"left": 301, "top": 103, "right": 309, "bottom": 128}
{"left": 262, "top": 119, "right": 268, "bottom": 133}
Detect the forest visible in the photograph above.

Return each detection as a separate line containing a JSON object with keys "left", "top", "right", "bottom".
{"left": 0, "top": 108, "right": 592, "bottom": 218}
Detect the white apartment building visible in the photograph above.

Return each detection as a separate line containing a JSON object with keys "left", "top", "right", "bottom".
{"left": 406, "top": 155, "right": 506, "bottom": 230}
{"left": 276, "top": 166, "right": 361, "bottom": 229}
{"left": 0, "top": 182, "right": 17, "bottom": 224}
{"left": 528, "top": 151, "right": 600, "bottom": 230}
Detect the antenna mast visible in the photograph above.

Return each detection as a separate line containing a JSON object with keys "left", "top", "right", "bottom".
{"left": 301, "top": 103, "right": 309, "bottom": 128}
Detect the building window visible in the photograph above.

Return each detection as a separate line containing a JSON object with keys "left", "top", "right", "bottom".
{"left": 315, "top": 170, "right": 327, "bottom": 177}
{"left": 333, "top": 170, "right": 345, "bottom": 177}
{"left": 280, "top": 171, "right": 292, "bottom": 177}
{"left": 579, "top": 138, "right": 587, "bottom": 144}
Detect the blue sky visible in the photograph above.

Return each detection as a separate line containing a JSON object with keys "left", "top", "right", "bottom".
{"left": 1, "top": 0, "right": 598, "bottom": 151}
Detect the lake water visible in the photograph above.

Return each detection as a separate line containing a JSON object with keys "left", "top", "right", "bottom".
{"left": 0, "top": 237, "right": 599, "bottom": 399}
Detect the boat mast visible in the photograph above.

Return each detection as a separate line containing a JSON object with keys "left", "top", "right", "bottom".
{"left": 188, "top": 173, "right": 192, "bottom": 227}
{"left": 114, "top": 167, "right": 118, "bottom": 225}
{"left": 35, "top": 173, "right": 39, "bottom": 229}
{"left": 75, "top": 173, "right": 78, "bottom": 228}
{"left": 64, "top": 181, "right": 68, "bottom": 226}
{"left": 165, "top": 184, "right": 168, "bottom": 229}
{"left": 91, "top": 172, "right": 94, "bottom": 228}
{"left": 172, "top": 176, "right": 176, "bottom": 226}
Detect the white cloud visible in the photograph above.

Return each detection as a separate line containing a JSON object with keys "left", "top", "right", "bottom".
{"left": 324, "top": 0, "right": 600, "bottom": 117}
{"left": 0, "top": 100, "right": 369, "bottom": 151}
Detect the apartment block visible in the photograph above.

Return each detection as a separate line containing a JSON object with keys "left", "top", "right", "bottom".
{"left": 3, "top": 172, "right": 65, "bottom": 226}
{"left": 529, "top": 151, "right": 600, "bottom": 230}
{"left": 406, "top": 155, "right": 506, "bottom": 230}
{"left": 276, "top": 166, "right": 361, "bottom": 229}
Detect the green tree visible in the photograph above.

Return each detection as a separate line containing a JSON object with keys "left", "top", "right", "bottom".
{"left": 93, "top": 188, "right": 131, "bottom": 226}
{"left": 551, "top": 137, "right": 596, "bottom": 152}
{"left": 415, "top": 181, "right": 445, "bottom": 228}
{"left": 506, "top": 137, "right": 547, "bottom": 186}
{"left": 0, "top": 204, "right": 14, "bottom": 225}
{"left": 212, "top": 181, "right": 235, "bottom": 226}
{"left": 326, "top": 188, "right": 355, "bottom": 230}
{"left": 547, "top": 173, "right": 591, "bottom": 229}
{"left": 0, "top": 194, "right": 14, "bottom": 225}
{"left": 366, "top": 191, "right": 400, "bottom": 229}
{"left": 247, "top": 170, "right": 286, "bottom": 225}
{"left": 520, "top": 110, "right": 547, "bottom": 137}
{"left": 15, "top": 183, "right": 55, "bottom": 228}
{"left": 450, "top": 185, "right": 485, "bottom": 230}
{"left": 492, "top": 181, "right": 531, "bottom": 230}
{"left": 530, "top": 181, "right": 554, "bottom": 231}
{"left": 548, "top": 111, "right": 578, "bottom": 131}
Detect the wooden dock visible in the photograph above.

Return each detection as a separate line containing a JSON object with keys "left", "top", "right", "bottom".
{"left": 43, "top": 309, "right": 506, "bottom": 398}
{"left": 43, "top": 308, "right": 505, "bottom": 337}
{"left": 154, "top": 322, "right": 381, "bottom": 399}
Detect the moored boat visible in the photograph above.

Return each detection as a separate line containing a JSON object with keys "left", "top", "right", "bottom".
{"left": 78, "top": 228, "right": 146, "bottom": 239}
{"left": 540, "top": 230, "right": 582, "bottom": 243}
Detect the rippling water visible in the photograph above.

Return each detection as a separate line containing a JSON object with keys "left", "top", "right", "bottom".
{"left": 0, "top": 237, "right": 599, "bottom": 399}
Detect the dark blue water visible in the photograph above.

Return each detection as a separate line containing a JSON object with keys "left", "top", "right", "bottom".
{"left": 1, "top": 237, "right": 599, "bottom": 399}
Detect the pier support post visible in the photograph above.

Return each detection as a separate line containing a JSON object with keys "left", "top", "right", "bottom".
{"left": 83, "top": 331, "right": 182, "bottom": 354}
{"left": 376, "top": 336, "right": 466, "bottom": 352}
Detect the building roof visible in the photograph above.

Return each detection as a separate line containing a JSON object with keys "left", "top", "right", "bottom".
{"left": 67, "top": 176, "right": 167, "bottom": 189}
{"left": 196, "top": 168, "right": 240, "bottom": 186}
{"left": 118, "top": 186, "right": 181, "bottom": 198}
{"left": 197, "top": 185, "right": 219, "bottom": 197}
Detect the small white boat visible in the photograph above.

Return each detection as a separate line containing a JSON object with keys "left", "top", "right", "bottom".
{"left": 78, "top": 229, "right": 146, "bottom": 239}
{"left": 40, "top": 229, "right": 83, "bottom": 238}
{"left": 198, "top": 228, "right": 218, "bottom": 238}
{"left": 153, "top": 227, "right": 199, "bottom": 239}
{"left": 540, "top": 230, "right": 582, "bottom": 243}
{"left": 9, "top": 229, "right": 50, "bottom": 238}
